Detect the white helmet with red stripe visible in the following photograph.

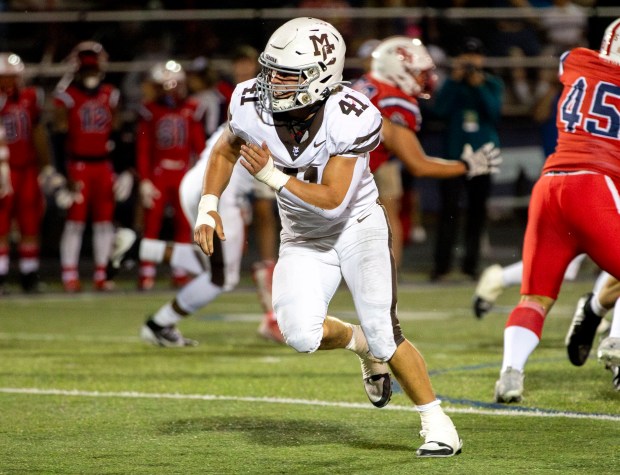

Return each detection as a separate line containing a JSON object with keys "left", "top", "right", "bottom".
{"left": 0, "top": 53, "right": 24, "bottom": 76}
{"left": 0, "top": 53, "right": 24, "bottom": 97}
{"left": 600, "top": 18, "right": 620, "bottom": 65}
{"left": 149, "top": 60, "right": 187, "bottom": 103}
{"left": 371, "top": 36, "right": 437, "bottom": 99}
{"left": 69, "top": 41, "right": 108, "bottom": 73}
{"left": 68, "top": 41, "right": 108, "bottom": 90}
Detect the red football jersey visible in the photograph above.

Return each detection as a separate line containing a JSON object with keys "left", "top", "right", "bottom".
{"left": 545, "top": 47, "right": 620, "bottom": 176}
{"left": 352, "top": 73, "right": 421, "bottom": 172}
{"left": 135, "top": 98, "right": 206, "bottom": 180}
{"left": 53, "top": 83, "right": 119, "bottom": 158}
{"left": 0, "top": 86, "right": 43, "bottom": 168}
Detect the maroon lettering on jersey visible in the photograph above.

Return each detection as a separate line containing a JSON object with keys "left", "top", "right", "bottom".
{"left": 54, "top": 83, "right": 118, "bottom": 158}
{"left": 0, "top": 87, "right": 42, "bottom": 168}
{"left": 136, "top": 99, "right": 206, "bottom": 180}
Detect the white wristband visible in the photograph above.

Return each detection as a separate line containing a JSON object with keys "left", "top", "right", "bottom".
{"left": 195, "top": 194, "right": 219, "bottom": 230}
{"left": 255, "top": 155, "right": 290, "bottom": 192}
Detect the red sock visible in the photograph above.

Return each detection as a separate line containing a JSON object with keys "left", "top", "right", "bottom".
{"left": 505, "top": 301, "right": 546, "bottom": 338}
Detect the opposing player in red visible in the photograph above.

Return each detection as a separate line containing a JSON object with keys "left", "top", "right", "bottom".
{"left": 0, "top": 53, "right": 50, "bottom": 293}
{"left": 52, "top": 41, "right": 122, "bottom": 292}
{"left": 494, "top": 17, "right": 620, "bottom": 403}
{"left": 135, "top": 60, "right": 206, "bottom": 290}
{"left": 352, "top": 36, "right": 502, "bottom": 268}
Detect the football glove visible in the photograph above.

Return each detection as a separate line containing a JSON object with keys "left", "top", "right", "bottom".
{"left": 113, "top": 170, "right": 134, "bottom": 202}
{"left": 38, "top": 165, "right": 67, "bottom": 196}
{"left": 139, "top": 179, "right": 161, "bottom": 209}
{"left": 54, "top": 185, "right": 84, "bottom": 210}
{"left": 0, "top": 160, "right": 12, "bottom": 199}
{"left": 460, "top": 142, "right": 502, "bottom": 179}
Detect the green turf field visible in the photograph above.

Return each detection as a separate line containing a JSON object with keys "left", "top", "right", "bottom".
{"left": 1, "top": 276, "right": 618, "bottom": 474}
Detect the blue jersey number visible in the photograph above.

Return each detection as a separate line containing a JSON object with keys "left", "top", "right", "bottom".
{"left": 559, "top": 77, "right": 620, "bottom": 139}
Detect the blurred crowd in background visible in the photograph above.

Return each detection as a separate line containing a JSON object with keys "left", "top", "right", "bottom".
{"left": 0, "top": 1, "right": 617, "bottom": 293}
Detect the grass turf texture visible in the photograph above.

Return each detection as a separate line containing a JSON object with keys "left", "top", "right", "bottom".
{"left": 0, "top": 277, "right": 618, "bottom": 474}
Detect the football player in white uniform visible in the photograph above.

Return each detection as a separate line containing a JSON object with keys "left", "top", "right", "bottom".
{"left": 132, "top": 124, "right": 260, "bottom": 346}
{"left": 194, "top": 17, "right": 462, "bottom": 457}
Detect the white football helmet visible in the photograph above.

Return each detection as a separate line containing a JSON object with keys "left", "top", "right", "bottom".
{"left": 0, "top": 53, "right": 24, "bottom": 76}
{"left": 600, "top": 18, "right": 620, "bottom": 65}
{"left": 150, "top": 60, "right": 186, "bottom": 91}
{"left": 150, "top": 60, "right": 187, "bottom": 103}
{"left": 0, "top": 53, "right": 24, "bottom": 97}
{"left": 69, "top": 41, "right": 108, "bottom": 72}
{"left": 371, "top": 36, "right": 436, "bottom": 98}
{"left": 256, "top": 17, "right": 346, "bottom": 113}
{"left": 68, "top": 41, "right": 108, "bottom": 90}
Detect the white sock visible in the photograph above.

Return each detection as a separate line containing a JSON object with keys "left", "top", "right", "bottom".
{"left": 501, "top": 326, "right": 539, "bottom": 372}
{"left": 60, "top": 221, "right": 85, "bottom": 268}
{"left": 593, "top": 271, "right": 611, "bottom": 294}
{"left": 502, "top": 261, "right": 524, "bottom": 287}
{"left": 139, "top": 238, "right": 167, "bottom": 263}
{"left": 345, "top": 323, "right": 366, "bottom": 354}
{"left": 416, "top": 399, "right": 441, "bottom": 413}
{"left": 609, "top": 300, "right": 620, "bottom": 338}
{"left": 563, "top": 254, "right": 586, "bottom": 281}
{"left": 152, "top": 302, "right": 182, "bottom": 327}
{"left": 590, "top": 293, "right": 608, "bottom": 318}
{"left": 170, "top": 243, "right": 208, "bottom": 276}
{"left": 92, "top": 221, "right": 114, "bottom": 267}
{"left": 175, "top": 273, "right": 224, "bottom": 314}
{"left": 19, "top": 257, "right": 39, "bottom": 274}
{"left": 0, "top": 254, "right": 8, "bottom": 274}
{"left": 418, "top": 404, "right": 454, "bottom": 433}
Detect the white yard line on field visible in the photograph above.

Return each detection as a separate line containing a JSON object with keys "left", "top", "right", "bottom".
{"left": 0, "top": 387, "right": 618, "bottom": 422}
{"left": 0, "top": 332, "right": 142, "bottom": 343}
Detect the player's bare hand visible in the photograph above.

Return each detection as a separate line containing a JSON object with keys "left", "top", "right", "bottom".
{"left": 194, "top": 211, "right": 225, "bottom": 256}
{"left": 240, "top": 141, "right": 271, "bottom": 176}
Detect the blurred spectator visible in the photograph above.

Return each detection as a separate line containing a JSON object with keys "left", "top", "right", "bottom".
{"left": 430, "top": 37, "right": 504, "bottom": 281}
{"left": 135, "top": 60, "right": 206, "bottom": 290}
{"left": 52, "top": 41, "right": 124, "bottom": 292}
{"left": 540, "top": 0, "right": 588, "bottom": 56}
{"left": 488, "top": 0, "right": 544, "bottom": 106}
{"left": 531, "top": 67, "right": 561, "bottom": 158}
{"left": 187, "top": 56, "right": 230, "bottom": 138}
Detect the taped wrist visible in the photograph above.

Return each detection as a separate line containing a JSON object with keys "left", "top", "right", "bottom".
{"left": 195, "top": 194, "right": 219, "bottom": 229}
{"left": 255, "top": 155, "right": 290, "bottom": 192}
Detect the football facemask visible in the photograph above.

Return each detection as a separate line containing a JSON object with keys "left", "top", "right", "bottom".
{"left": 256, "top": 17, "right": 346, "bottom": 113}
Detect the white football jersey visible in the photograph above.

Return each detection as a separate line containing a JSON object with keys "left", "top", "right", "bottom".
{"left": 180, "top": 124, "right": 254, "bottom": 225}
{"left": 229, "top": 79, "right": 382, "bottom": 239}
